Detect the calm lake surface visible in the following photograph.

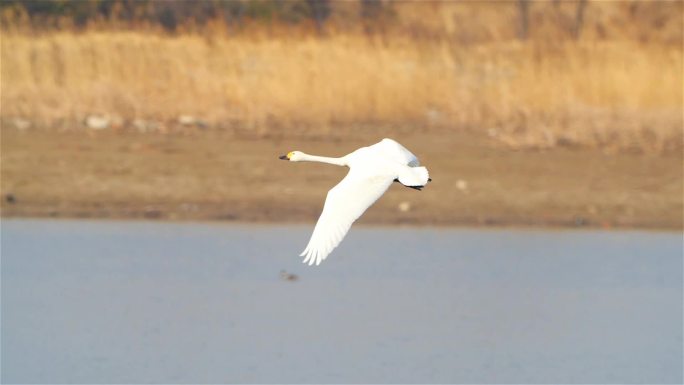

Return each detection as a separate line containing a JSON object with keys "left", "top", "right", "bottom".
{"left": 1, "top": 219, "right": 682, "bottom": 384}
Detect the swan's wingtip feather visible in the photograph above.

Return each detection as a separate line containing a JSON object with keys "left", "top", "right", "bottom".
{"left": 298, "top": 246, "right": 331, "bottom": 266}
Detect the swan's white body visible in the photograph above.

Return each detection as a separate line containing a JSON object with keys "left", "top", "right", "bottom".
{"left": 280, "top": 138, "right": 430, "bottom": 266}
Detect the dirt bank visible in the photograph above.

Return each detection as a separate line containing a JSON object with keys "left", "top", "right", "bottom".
{"left": 1, "top": 128, "right": 681, "bottom": 229}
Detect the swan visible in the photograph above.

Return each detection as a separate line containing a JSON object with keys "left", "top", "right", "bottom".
{"left": 279, "top": 138, "right": 431, "bottom": 266}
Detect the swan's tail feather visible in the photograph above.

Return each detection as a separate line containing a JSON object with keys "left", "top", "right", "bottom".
{"left": 398, "top": 166, "right": 430, "bottom": 187}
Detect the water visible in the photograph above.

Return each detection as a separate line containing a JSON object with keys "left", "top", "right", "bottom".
{"left": 1, "top": 219, "right": 682, "bottom": 384}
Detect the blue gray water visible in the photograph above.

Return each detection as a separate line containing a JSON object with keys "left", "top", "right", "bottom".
{"left": 1, "top": 219, "right": 682, "bottom": 383}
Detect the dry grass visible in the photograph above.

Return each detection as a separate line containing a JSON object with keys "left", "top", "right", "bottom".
{"left": 1, "top": 29, "right": 682, "bottom": 152}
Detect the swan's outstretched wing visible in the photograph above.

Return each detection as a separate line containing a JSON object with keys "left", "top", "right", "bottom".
{"left": 368, "top": 138, "right": 421, "bottom": 166}
{"left": 301, "top": 169, "right": 394, "bottom": 266}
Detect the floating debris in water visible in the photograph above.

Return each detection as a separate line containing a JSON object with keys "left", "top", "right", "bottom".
{"left": 280, "top": 270, "right": 298, "bottom": 282}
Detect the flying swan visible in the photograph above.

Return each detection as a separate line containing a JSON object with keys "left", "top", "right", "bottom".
{"left": 279, "top": 138, "right": 431, "bottom": 266}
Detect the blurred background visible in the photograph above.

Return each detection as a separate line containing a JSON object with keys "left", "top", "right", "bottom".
{"left": 1, "top": 0, "right": 682, "bottom": 227}
{"left": 1, "top": 2, "right": 683, "bottom": 383}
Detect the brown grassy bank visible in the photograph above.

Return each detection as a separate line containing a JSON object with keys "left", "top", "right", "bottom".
{"left": 1, "top": 29, "right": 681, "bottom": 153}
{"left": 1, "top": 127, "right": 682, "bottom": 229}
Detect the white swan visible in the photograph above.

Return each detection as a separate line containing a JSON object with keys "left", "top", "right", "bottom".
{"left": 279, "top": 138, "right": 431, "bottom": 266}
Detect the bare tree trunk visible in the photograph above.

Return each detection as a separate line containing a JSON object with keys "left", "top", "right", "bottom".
{"left": 573, "top": 0, "right": 588, "bottom": 39}
{"left": 518, "top": 0, "right": 529, "bottom": 40}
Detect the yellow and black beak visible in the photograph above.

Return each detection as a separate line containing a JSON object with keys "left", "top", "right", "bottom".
{"left": 279, "top": 154, "right": 288, "bottom": 160}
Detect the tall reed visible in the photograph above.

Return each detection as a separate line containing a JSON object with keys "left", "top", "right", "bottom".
{"left": 1, "top": 30, "right": 681, "bottom": 152}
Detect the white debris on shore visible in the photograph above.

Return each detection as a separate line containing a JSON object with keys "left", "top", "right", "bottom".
{"left": 11, "top": 118, "right": 31, "bottom": 130}
{"left": 85, "top": 115, "right": 110, "bottom": 130}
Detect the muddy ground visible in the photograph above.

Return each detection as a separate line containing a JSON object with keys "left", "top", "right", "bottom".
{"left": 1, "top": 128, "right": 681, "bottom": 229}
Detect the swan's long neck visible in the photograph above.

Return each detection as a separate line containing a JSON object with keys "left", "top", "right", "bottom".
{"left": 300, "top": 153, "right": 347, "bottom": 167}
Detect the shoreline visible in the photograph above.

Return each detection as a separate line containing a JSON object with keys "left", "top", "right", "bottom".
{"left": 3, "top": 174, "right": 680, "bottom": 230}
{"left": 2, "top": 212, "right": 681, "bottom": 233}
{"left": 0, "top": 212, "right": 682, "bottom": 232}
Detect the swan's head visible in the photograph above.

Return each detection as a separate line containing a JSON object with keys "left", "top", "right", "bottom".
{"left": 279, "top": 151, "right": 305, "bottom": 162}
